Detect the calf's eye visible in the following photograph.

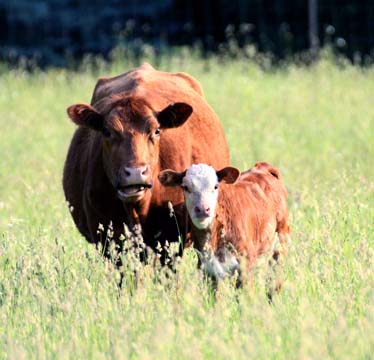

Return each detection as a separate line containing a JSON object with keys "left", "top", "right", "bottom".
{"left": 181, "top": 185, "right": 190, "bottom": 193}
{"left": 154, "top": 128, "right": 161, "bottom": 136}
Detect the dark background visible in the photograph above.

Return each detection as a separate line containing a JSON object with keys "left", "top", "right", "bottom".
{"left": 0, "top": 0, "right": 373, "bottom": 66}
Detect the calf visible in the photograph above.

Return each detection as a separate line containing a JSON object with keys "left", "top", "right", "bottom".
{"left": 159, "top": 162, "right": 291, "bottom": 296}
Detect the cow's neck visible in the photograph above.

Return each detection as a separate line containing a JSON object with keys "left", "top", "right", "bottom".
{"left": 122, "top": 193, "right": 152, "bottom": 228}
{"left": 87, "top": 143, "right": 125, "bottom": 218}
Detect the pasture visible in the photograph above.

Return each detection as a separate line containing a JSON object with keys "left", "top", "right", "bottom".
{"left": 0, "top": 51, "right": 373, "bottom": 359}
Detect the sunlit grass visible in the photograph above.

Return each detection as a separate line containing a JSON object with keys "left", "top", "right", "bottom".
{"left": 0, "top": 50, "right": 373, "bottom": 359}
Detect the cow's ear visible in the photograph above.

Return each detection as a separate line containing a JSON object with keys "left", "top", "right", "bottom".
{"left": 157, "top": 103, "right": 193, "bottom": 129}
{"left": 158, "top": 169, "right": 186, "bottom": 187}
{"left": 67, "top": 103, "right": 104, "bottom": 131}
{"left": 216, "top": 167, "right": 240, "bottom": 184}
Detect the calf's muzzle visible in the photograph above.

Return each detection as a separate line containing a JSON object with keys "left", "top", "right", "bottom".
{"left": 194, "top": 205, "right": 211, "bottom": 218}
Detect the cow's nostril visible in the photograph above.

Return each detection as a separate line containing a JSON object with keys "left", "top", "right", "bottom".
{"left": 195, "top": 206, "right": 201, "bottom": 214}
{"left": 205, "top": 207, "right": 210, "bottom": 214}
{"left": 122, "top": 166, "right": 151, "bottom": 183}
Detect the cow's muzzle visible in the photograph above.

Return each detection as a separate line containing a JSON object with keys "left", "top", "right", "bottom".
{"left": 116, "top": 166, "right": 153, "bottom": 201}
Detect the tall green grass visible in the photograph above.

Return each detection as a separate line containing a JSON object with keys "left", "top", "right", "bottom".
{"left": 0, "top": 50, "right": 373, "bottom": 359}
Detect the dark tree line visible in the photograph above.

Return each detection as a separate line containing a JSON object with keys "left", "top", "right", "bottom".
{"left": 0, "top": 0, "right": 372, "bottom": 66}
{"left": 172, "top": 0, "right": 373, "bottom": 59}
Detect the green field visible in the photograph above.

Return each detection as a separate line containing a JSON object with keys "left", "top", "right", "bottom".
{"left": 0, "top": 51, "right": 373, "bottom": 359}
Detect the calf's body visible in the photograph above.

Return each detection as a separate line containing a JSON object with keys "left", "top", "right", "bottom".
{"left": 159, "top": 162, "right": 291, "bottom": 294}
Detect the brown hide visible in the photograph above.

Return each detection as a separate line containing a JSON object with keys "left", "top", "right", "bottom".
{"left": 198, "top": 162, "right": 290, "bottom": 269}
{"left": 63, "top": 63, "right": 230, "bottom": 256}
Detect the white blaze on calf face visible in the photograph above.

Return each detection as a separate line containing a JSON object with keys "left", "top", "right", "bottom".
{"left": 182, "top": 164, "right": 219, "bottom": 229}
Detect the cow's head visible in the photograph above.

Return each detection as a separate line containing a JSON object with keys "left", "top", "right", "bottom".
{"left": 158, "top": 164, "right": 240, "bottom": 229}
{"left": 67, "top": 96, "right": 192, "bottom": 203}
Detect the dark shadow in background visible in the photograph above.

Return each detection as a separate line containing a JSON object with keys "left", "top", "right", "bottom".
{"left": 0, "top": 0, "right": 373, "bottom": 67}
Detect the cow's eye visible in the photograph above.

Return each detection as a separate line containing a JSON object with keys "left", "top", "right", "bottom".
{"left": 149, "top": 128, "right": 161, "bottom": 143}
{"left": 214, "top": 184, "right": 218, "bottom": 190}
{"left": 181, "top": 185, "right": 190, "bottom": 193}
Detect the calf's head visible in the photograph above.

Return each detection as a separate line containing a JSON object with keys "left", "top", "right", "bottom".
{"left": 159, "top": 164, "right": 240, "bottom": 229}
{"left": 67, "top": 96, "right": 192, "bottom": 203}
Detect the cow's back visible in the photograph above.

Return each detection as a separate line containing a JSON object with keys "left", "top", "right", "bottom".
{"left": 91, "top": 63, "right": 204, "bottom": 104}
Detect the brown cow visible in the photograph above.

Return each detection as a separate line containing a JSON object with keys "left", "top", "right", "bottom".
{"left": 159, "top": 162, "right": 291, "bottom": 298}
{"left": 63, "top": 63, "right": 229, "bottom": 261}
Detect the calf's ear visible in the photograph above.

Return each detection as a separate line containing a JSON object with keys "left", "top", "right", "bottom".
{"left": 254, "top": 162, "right": 281, "bottom": 179}
{"left": 158, "top": 170, "right": 186, "bottom": 187}
{"left": 67, "top": 103, "right": 104, "bottom": 131}
{"left": 216, "top": 167, "right": 240, "bottom": 184}
{"left": 157, "top": 103, "right": 193, "bottom": 129}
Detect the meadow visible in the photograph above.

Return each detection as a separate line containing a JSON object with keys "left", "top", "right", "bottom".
{"left": 0, "top": 50, "right": 373, "bottom": 359}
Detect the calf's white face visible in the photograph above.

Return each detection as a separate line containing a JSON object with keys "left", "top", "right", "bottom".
{"left": 182, "top": 164, "right": 219, "bottom": 229}
{"left": 158, "top": 163, "right": 240, "bottom": 230}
